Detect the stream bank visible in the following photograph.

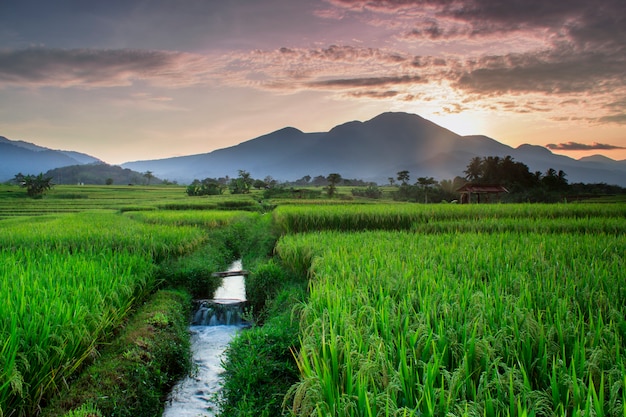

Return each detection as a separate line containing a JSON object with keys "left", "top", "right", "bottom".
{"left": 39, "top": 290, "right": 193, "bottom": 417}
{"left": 162, "top": 260, "right": 247, "bottom": 417}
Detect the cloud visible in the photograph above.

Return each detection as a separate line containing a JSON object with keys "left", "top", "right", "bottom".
{"left": 324, "top": 0, "right": 625, "bottom": 44}
{"left": 546, "top": 142, "right": 626, "bottom": 151}
{"left": 453, "top": 49, "right": 625, "bottom": 96}
{"left": 308, "top": 74, "right": 423, "bottom": 88}
{"left": 0, "top": 48, "right": 216, "bottom": 88}
{"left": 317, "top": 0, "right": 626, "bottom": 122}
{"left": 344, "top": 90, "right": 400, "bottom": 98}
{"left": 598, "top": 114, "right": 626, "bottom": 124}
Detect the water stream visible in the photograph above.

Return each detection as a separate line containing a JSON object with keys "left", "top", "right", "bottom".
{"left": 162, "top": 260, "right": 246, "bottom": 417}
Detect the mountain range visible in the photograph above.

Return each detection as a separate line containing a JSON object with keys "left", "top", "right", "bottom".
{"left": 2, "top": 112, "right": 626, "bottom": 186}
{"left": 0, "top": 136, "right": 101, "bottom": 181}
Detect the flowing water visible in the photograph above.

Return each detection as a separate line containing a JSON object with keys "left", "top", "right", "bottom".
{"left": 162, "top": 260, "right": 246, "bottom": 417}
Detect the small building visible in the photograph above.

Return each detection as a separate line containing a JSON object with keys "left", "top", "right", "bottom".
{"left": 457, "top": 184, "right": 508, "bottom": 204}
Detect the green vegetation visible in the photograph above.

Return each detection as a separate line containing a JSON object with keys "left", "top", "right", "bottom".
{"left": 0, "top": 211, "right": 208, "bottom": 416}
{"left": 270, "top": 203, "right": 626, "bottom": 417}
{"left": 0, "top": 187, "right": 263, "bottom": 416}
{"left": 44, "top": 163, "right": 162, "bottom": 186}
{"left": 1, "top": 183, "right": 624, "bottom": 417}
{"left": 13, "top": 173, "right": 54, "bottom": 197}
{"left": 40, "top": 290, "right": 192, "bottom": 417}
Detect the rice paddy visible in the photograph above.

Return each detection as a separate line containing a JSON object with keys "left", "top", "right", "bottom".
{"left": 275, "top": 203, "right": 626, "bottom": 417}
{"left": 1, "top": 184, "right": 624, "bottom": 417}
{"left": 0, "top": 185, "right": 252, "bottom": 416}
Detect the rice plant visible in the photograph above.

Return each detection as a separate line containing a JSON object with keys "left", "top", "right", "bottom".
{"left": 278, "top": 226, "right": 625, "bottom": 416}
{"left": 0, "top": 210, "right": 214, "bottom": 416}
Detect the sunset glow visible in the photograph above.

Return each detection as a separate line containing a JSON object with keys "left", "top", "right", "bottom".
{"left": 1, "top": 0, "right": 624, "bottom": 163}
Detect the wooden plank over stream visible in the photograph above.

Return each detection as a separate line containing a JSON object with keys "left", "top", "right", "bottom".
{"left": 211, "top": 270, "right": 250, "bottom": 277}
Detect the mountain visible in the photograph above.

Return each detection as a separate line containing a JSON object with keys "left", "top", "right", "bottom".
{"left": 122, "top": 112, "right": 626, "bottom": 186}
{"left": 0, "top": 136, "right": 101, "bottom": 182}
{"left": 3, "top": 113, "right": 625, "bottom": 186}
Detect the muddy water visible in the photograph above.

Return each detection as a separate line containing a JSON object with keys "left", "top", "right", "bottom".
{"left": 162, "top": 260, "right": 246, "bottom": 417}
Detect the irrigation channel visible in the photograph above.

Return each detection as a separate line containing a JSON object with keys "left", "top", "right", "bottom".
{"left": 162, "top": 260, "right": 247, "bottom": 417}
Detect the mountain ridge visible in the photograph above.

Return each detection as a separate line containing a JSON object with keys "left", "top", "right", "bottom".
{"left": 2, "top": 113, "right": 625, "bottom": 186}
{"left": 0, "top": 136, "right": 102, "bottom": 182}
{"left": 122, "top": 112, "right": 626, "bottom": 186}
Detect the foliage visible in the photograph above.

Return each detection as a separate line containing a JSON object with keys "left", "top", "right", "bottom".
{"left": 273, "top": 202, "right": 626, "bottom": 233}
{"left": 463, "top": 155, "right": 567, "bottom": 194}
{"left": 143, "top": 170, "right": 154, "bottom": 185}
{"left": 351, "top": 184, "right": 383, "bottom": 199}
{"left": 396, "top": 170, "right": 410, "bottom": 185}
{"left": 186, "top": 177, "right": 226, "bottom": 196}
{"left": 244, "top": 259, "right": 287, "bottom": 320}
{"left": 276, "top": 210, "right": 626, "bottom": 417}
{"left": 14, "top": 172, "right": 54, "bottom": 197}
{"left": 326, "top": 173, "right": 342, "bottom": 197}
{"left": 40, "top": 290, "right": 192, "bottom": 417}
{"left": 263, "top": 186, "right": 323, "bottom": 200}
{"left": 219, "top": 307, "right": 302, "bottom": 417}
{"left": 61, "top": 403, "right": 103, "bottom": 417}
{"left": 217, "top": 213, "right": 305, "bottom": 417}
{"left": 44, "top": 164, "right": 157, "bottom": 185}
{"left": 229, "top": 170, "right": 253, "bottom": 194}
{"left": 0, "top": 212, "right": 207, "bottom": 415}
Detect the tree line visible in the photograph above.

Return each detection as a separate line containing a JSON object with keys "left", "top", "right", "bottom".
{"left": 9, "top": 155, "right": 625, "bottom": 201}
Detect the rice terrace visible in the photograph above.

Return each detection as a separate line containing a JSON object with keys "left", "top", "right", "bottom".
{"left": 0, "top": 184, "right": 624, "bottom": 417}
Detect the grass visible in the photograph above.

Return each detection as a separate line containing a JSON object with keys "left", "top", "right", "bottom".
{"left": 39, "top": 290, "right": 193, "bottom": 417}
{"left": 3, "top": 185, "right": 625, "bottom": 417}
{"left": 276, "top": 225, "right": 625, "bottom": 416}
{"left": 0, "top": 196, "right": 258, "bottom": 416}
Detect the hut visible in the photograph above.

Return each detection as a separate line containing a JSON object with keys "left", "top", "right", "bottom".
{"left": 457, "top": 184, "right": 508, "bottom": 204}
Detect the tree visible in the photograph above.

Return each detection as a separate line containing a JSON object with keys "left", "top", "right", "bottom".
{"left": 416, "top": 176, "right": 437, "bottom": 203}
{"left": 311, "top": 175, "right": 327, "bottom": 186}
{"left": 186, "top": 177, "right": 225, "bottom": 196}
{"left": 326, "top": 173, "right": 342, "bottom": 197}
{"left": 542, "top": 168, "right": 568, "bottom": 191}
{"left": 253, "top": 179, "right": 266, "bottom": 190}
{"left": 388, "top": 177, "right": 396, "bottom": 186}
{"left": 264, "top": 175, "right": 277, "bottom": 188}
{"left": 464, "top": 156, "right": 483, "bottom": 182}
{"left": 295, "top": 175, "right": 311, "bottom": 186}
{"left": 229, "top": 170, "right": 253, "bottom": 194}
{"left": 15, "top": 173, "right": 53, "bottom": 197}
{"left": 397, "top": 170, "right": 410, "bottom": 186}
{"left": 143, "top": 171, "right": 154, "bottom": 185}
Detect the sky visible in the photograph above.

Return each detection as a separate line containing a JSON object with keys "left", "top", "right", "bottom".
{"left": 1, "top": 0, "right": 625, "bottom": 164}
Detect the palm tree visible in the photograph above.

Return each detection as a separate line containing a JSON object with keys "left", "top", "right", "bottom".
{"left": 464, "top": 157, "right": 483, "bottom": 182}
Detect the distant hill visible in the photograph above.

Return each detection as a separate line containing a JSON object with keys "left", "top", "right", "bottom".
{"left": 0, "top": 136, "right": 101, "bottom": 182}
{"left": 122, "top": 112, "right": 626, "bottom": 186}
{"left": 45, "top": 164, "right": 162, "bottom": 185}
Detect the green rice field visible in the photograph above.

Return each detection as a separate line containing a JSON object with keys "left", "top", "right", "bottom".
{"left": 0, "top": 186, "right": 255, "bottom": 416}
{"left": 1, "top": 184, "right": 625, "bottom": 416}
{"left": 274, "top": 203, "right": 626, "bottom": 417}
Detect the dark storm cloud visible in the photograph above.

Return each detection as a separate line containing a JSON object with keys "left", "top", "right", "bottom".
{"left": 0, "top": 48, "right": 212, "bottom": 87}
{"left": 546, "top": 142, "right": 626, "bottom": 151}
